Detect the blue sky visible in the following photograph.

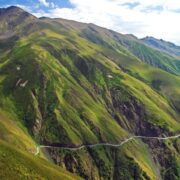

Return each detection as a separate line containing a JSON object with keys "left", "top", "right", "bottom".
{"left": 0, "top": 0, "right": 71, "bottom": 7}
{"left": 1, "top": 0, "right": 180, "bottom": 45}
{"left": 0, "top": 0, "right": 73, "bottom": 11}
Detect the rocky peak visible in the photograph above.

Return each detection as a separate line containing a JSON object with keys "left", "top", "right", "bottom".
{"left": 0, "top": 6, "right": 37, "bottom": 34}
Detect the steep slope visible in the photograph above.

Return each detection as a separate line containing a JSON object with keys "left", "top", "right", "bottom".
{"left": 77, "top": 23, "right": 180, "bottom": 75}
{"left": 56, "top": 21, "right": 180, "bottom": 112}
{"left": 0, "top": 110, "right": 36, "bottom": 152}
{"left": 0, "top": 140, "right": 80, "bottom": 179}
{"left": 0, "top": 6, "right": 180, "bottom": 180}
{"left": 0, "top": 6, "right": 36, "bottom": 35}
{"left": 141, "top": 36, "right": 180, "bottom": 57}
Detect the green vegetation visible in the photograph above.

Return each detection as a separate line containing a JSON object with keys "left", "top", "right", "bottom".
{"left": 0, "top": 140, "right": 80, "bottom": 179}
{"left": 141, "top": 36, "right": 180, "bottom": 57}
{"left": 0, "top": 6, "right": 180, "bottom": 179}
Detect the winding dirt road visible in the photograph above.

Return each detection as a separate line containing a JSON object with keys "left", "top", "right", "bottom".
{"left": 35, "top": 134, "right": 180, "bottom": 156}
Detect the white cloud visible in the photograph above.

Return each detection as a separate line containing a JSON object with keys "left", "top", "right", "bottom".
{"left": 38, "top": 0, "right": 56, "bottom": 8}
{"left": 34, "top": 0, "right": 180, "bottom": 44}
{"left": 51, "top": 2, "right": 55, "bottom": 8}
{"left": 38, "top": 0, "right": 49, "bottom": 7}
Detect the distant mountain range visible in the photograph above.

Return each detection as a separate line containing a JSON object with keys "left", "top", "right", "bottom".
{"left": 0, "top": 6, "right": 180, "bottom": 180}
{"left": 141, "top": 36, "right": 180, "bottom": 57}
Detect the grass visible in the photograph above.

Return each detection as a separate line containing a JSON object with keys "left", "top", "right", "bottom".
{"left": 0, "top": 140, "right": 81, "bottom": 180}
{"left": 0, "top": 12, "right": 180, "bottom": 179}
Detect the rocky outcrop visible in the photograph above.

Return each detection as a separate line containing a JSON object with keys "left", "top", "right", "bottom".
{"left": 110, "top": 87, "right": 166, "bottom": 136}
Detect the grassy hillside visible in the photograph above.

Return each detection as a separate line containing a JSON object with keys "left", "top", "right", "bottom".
{"left": 141, "top": 36, "right": 180, "bottom": 57}
{"left": 0, "top": 110, "right": 36, "bottom": 152}
{"left": 0, "top": 140, "right": 80, "bottom": 179}
{"left": 78, "top": 23, "right": 180, "bottom": 76}
{"left": 117, "top": 35, "right": 180, "bottom": 75}
{"left": 0, "top": 6, "right": 180, "bottom": 179}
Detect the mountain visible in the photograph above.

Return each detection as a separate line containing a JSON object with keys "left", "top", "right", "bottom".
{"left": 0, "top": 140, "right": 80, "bottom": 179}
{"left": 76, "top": 24, "right": 180, "bottom": 75}
{"left": 0, "top": 6, "right": 36, "bottom": 35}
{"left": 0, "top": 6, "right": 180, "bottom": 179}
{"left": 108, "top": 32, "right": 180, "bottom": 75}
{"left": 141, "top": 36, "right": 180, "bottom": 57}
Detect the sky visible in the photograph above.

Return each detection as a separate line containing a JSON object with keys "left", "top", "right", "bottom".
{"left": 1, "top": 0, "right": 180, "bottom": 45}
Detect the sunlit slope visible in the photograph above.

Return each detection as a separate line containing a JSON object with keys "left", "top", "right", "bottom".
{"left": 65, "top": 21, "right": 180, "bottom": 112}
{"left": 76, "top": 23, "right": 180, "bottom": 75}
{"left": 0, "top": 110, "right": 36, "bottom": 152}
{"left": 1, "top": 27, "right": 180, "bottom": 144}
{"left": 0, "top": 6, "right": 180, "bottom": 179}
{"left": 0, "top": 140, "right": 80, "bottom": 180}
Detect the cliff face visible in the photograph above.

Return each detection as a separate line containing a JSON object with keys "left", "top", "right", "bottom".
{"left": 0, "top": 6, "right": 180, "bottom": 180}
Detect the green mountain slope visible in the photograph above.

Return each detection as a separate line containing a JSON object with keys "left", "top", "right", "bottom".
{"left": 0, "top": 140, "right": 80, "bottom": 180}
{"left": 78, "top": 24, "right": 180, "bottom": 75}
{"left": 0, "top": 6, "right": 180, "bottom": 180}
{"left": 141, "top": 36, "right": 180, "bottom": 57}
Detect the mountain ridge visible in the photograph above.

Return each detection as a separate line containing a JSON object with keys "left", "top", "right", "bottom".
{"left": 141, "top": 36, "right": 180, "bottom": 57}
{"left": 0, "top": 6, "right": 180, "bottom": 180}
